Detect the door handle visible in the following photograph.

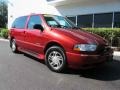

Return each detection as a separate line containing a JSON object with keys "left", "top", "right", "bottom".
{"left": 21, "top": 31, "right": 26, "bottom": 36}
{"left": 23, "top": 31, "right": 26, "bottom": 34}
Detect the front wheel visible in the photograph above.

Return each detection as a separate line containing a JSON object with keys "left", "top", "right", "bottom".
{"left": 45, "top": 46, "right": 67, "bottom": 72}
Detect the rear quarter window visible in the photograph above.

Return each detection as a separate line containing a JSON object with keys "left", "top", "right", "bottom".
{"left": 12, "top": 16, "right": 28, "bottom": 29}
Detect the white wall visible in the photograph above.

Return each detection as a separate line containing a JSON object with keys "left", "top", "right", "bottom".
{"left": 8, "top": 0, "right": 60, "bottom": 28}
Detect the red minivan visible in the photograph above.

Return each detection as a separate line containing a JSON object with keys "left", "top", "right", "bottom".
{"left": 9, "top": 14, "right": 113, "bottom": 72}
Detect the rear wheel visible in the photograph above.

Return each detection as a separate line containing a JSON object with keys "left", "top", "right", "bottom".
{"left": 45, "top": 46, "right": 67, "bottom": 72}
{"left": 11, "top": 39, "right": 19, "bottom": 53}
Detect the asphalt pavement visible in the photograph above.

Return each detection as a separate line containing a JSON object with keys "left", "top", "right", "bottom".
{"left": 0, "top": 41, "right": 120, "bottom": 90}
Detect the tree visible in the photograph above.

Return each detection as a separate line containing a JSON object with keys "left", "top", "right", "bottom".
{"left": 0, "top": 0, "right": 7, "bottom": 28}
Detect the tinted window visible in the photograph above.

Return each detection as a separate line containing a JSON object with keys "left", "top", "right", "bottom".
{"left": 94, "top": 13, "right": 112, "bottom": 27}
{"left": 67, "top": 16, "right": 76, "bottom": 24}
{"left": 27, "top": 15, "right": 42, "bottom": 29}
{"left": 77, "top": 14, "right": 93, "bottom": 28}
{"left": 114, "top": 12, "right": 120, "bottom": 28}
{"left": 12, "top": 16, "right": 27, "bottom": 29}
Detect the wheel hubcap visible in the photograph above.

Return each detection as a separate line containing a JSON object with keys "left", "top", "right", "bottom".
{"left": 12, "top": 41, "right": 16, "bottom": 51}
{"left": 48, "top": 51, "right": 63, "bottom": 70}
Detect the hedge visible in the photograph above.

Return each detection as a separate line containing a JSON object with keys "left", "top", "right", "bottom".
{"left": 0, "top": 28, "right": 9, "bottom": 39}
{"left": 83, "top": 28, "right": 120, "bottom": 46}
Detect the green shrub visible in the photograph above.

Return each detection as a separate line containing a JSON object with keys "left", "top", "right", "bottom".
{"left": 0, "top": 28, "right": 2, "bottom": 36}
{"left": 0, "top": 33, "right": 1, "bottom": 37}
{"left": 83, "top": 28, "right": 120, "bottom": 46}
{"left": 0, "top": 28, "right": 2, "bottom": 37}
{"left": 0, "top": 29, "right": 9, "bottom": 39}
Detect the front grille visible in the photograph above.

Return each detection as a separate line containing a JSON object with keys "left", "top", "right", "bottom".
{"left": 96, "top": 45, "right": 110, "bottom": 54}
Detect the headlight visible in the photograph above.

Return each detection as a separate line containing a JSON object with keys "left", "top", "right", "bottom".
{"left": 74, "top": 44, "right": 97, "bottom": 51}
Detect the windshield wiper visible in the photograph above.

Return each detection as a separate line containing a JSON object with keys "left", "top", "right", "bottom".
{"left": 49, "top": 25, "right": 79, "bottom": 29}
{"left": 49, "top": 24, "right": 64, "bottom": 28}
{"left": 52, "top": 25, "right": 70, "bottom": 29}
{"left": 71, "top": 27, "right": 80, "bottom": 29}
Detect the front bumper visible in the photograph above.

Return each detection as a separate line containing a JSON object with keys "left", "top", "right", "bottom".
{"left": 66, "top": 50, "right": 113, "bottom": 69}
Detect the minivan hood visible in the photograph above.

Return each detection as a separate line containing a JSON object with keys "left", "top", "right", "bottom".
{"left": 52, "top": 28, "right": 107, "bottom": 45}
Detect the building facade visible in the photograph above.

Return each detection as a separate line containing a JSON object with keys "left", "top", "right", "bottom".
{"left": 8, "top": 0, "right": 120, "bottom": 28}
{"left": 8, "top": 0, "right": 60, "bottom": 28}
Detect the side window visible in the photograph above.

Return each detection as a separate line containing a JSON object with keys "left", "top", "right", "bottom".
{"left": 12, "top": 16, "right": 27, "bottom": 29}
{"left": 27, "top": 15, "right": 42, "bottom": 29}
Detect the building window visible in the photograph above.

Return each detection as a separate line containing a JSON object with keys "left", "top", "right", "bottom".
{"left": 114, "top": 12, "right": 120, "bottom": 28}
{"left": 67, "top": 16, "right": 76, "bottom": 24}
{"left": 94, "top": 13, "right": 112, "bottom": 28}
{"left": 77, "top": 14, "right": 93, "bottom": 28}
{"left": 66, "top": 12, "right": 120, "bottom": 28}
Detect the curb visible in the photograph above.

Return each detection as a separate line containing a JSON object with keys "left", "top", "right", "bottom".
{"left": 113, "top": 51, "right": 120, "bottom": 57}
{"left": 0, "top": 38, "right": 9, "bottom": 42}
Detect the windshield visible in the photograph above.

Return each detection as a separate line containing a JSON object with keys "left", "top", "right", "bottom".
{"left": 43, "top": 15, "right": 78, "bottom": 29}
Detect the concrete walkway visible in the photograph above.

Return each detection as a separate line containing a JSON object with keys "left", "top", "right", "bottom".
{"left": 0, "top": 38, "right": 120, "bottom": 56}
{"left": 0, "top": 38, "right": 9, "bottom": 42}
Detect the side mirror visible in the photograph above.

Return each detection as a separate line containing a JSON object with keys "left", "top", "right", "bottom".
{"left": 33, "top": 24, "right": 44, "bottom": 31}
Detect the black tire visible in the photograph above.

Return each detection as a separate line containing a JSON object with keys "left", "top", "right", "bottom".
{"left": 11, "top": 39, "right": 19, "bottom": 53}
{"left": 45, "top": 46, "right": 67, "bottom": 73}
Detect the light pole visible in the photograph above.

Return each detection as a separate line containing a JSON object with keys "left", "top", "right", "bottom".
{"left": 6, "top": 0, "right": 14, "bottom": 28}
